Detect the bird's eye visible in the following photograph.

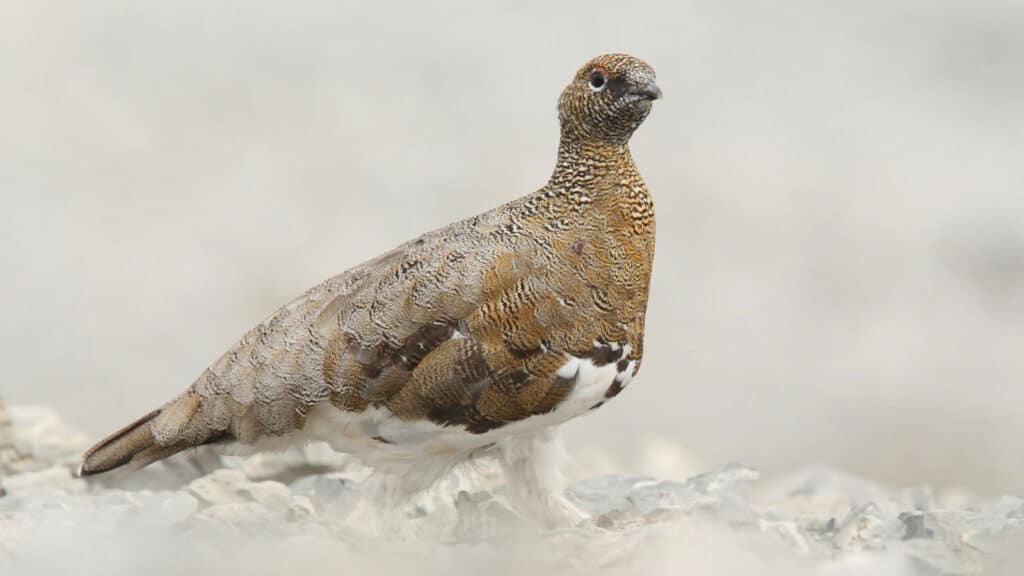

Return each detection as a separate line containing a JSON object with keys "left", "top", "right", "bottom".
{"left": 588, "top": 70, "right": 607, "bottom": 91}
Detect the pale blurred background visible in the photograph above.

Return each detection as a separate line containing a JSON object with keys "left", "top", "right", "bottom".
{"left": 1, "top": 0, "right": 1021, "bottom": 495}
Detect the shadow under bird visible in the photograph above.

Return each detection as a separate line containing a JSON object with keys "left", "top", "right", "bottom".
{"left": 80, "top": 53, "right": 662, "bottom": 526}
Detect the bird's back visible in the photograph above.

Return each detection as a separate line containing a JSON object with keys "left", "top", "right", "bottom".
{"left": 189, "top": 174, "right": 652, "bottom": 441}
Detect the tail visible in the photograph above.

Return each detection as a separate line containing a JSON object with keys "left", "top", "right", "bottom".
{"left": 78, "top": 392, "right": 225, "bottom": 477}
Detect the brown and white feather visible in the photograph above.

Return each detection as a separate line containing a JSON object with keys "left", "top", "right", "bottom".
{"left": 79, "top": 55, "right": 662, "bottom": 520}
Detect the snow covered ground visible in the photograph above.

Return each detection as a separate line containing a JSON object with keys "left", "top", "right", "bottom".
{"left": 1, "top": 401, "right": 1021, "bottom": 576}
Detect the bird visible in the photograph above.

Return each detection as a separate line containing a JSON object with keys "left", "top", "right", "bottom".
{"left": 79, "top": 53, "right": 662, "bottom": 526}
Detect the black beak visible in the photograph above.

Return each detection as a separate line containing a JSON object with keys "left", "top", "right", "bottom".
{"left": 632, "top": 81, "right": 662, "bottom": 101}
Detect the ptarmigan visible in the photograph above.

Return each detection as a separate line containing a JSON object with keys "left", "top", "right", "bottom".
{"left": 80, "top": 53, "right": 662, "bottom": 526}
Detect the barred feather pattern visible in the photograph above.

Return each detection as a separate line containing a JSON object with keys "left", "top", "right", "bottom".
{"left": 83, "top": 54, "right": 661, "bottom": 479}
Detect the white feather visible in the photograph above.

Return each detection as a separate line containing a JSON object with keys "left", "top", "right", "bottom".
{"left": 285, "top": 349, "right": 633, "bottom": 505}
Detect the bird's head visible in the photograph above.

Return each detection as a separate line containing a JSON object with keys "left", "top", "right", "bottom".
{"left": 558, "top": 53, "right": 661, "bottom": 147}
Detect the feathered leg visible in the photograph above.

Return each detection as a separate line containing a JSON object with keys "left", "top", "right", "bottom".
{"left": 498, "top": 426, "right": 588, "bottom": 528}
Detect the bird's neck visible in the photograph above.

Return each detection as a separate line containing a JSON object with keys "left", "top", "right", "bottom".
{"left": 531, "top": 136, "right": 654, "bottom": 238}
{"left": 547, "top": 137, "right": 640, "bottom": 192}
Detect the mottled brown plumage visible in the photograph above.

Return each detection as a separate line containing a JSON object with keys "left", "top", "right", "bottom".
{"left": 80, "top": 55, "right": 661, "bottom": 523}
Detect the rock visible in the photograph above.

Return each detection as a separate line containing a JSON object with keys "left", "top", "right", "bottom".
{"left": 288, "top": 473, "right": 351, "bottom": 504}
{"left": 0, "top": 465, "right": 81, "bottom": 497}
{"left": 832, "top": 502, "right": 895, "bottom": 551}
{"left": 0, "top": 403, "right": 1021, "bottom": 576}
{"left": 0, "top": 403, "right": 88, "bottom": 477}
{"left": 188, "top": 469, "right": 315, "bottom": 523}
{"left": 899, "top": 511, "right": 933, "bottom": 540}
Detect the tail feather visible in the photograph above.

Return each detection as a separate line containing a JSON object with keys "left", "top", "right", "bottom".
{"left": 78, "top": 393, "right": 219, "bottom": 477}
{"left": 79, "top": 409, "right": 162, "bottom": 476}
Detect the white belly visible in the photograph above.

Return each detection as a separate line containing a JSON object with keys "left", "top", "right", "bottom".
{"left": 295, "top": 349, "right": 637, "bottom": 467}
